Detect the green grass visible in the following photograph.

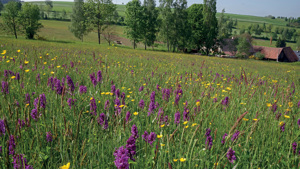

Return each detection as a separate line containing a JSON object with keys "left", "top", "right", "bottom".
{"left": 0, "top": 36, "right": 300, "bottom": 169}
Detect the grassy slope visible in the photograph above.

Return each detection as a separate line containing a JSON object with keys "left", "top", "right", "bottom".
{"left": 6, "top": 1, "right": 300, "bottom": 50}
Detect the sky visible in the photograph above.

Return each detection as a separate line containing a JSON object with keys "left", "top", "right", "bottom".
{"left": 24, "top": 0, "right": 300, "bottom": 18}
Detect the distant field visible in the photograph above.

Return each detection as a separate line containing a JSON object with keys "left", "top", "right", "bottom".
{"left": 2, "top": 1, "right": 299, "bottom": 50}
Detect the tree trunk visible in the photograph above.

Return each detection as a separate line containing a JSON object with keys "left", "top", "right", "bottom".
{"left": 133, "top": 40, "right": 135, "bottom": 49}
{"left": 13, "top": 20, "right": 17, "bottom": 39}
{"left": 98, "top": 24, "right": 101, "bottom": 44}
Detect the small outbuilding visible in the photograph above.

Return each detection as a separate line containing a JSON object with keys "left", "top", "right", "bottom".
{"left": 253, "top": 46, "right": 299, "bottom": 62}
{"left": 294, "top": 51, "right": 300, "bottom": 61}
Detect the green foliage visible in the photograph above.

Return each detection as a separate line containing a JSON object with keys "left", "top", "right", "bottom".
{"left": 125, "top": 0, "right": 143, "bottom": 49}
{"left": 296, "top": 37, "right": 300, "bottom": 50}
{"left": 255, "top": 52, "right": 265, "bottom": 60}
{"left": 45, "top": 0, "right": 53, "bottom": 8}
{"left": 203, "top": 0, "right": 218, "bottom": 55}
{"left": 0, "top": 0, "right": 3, "bottom": 14}
{"left": 18, "top": 3, "right": 43, "bottom": 39}
{"left": 275, "top": 37, "right": 286, "bottom": 47}
{"left": 271, "top": 32, "right": 278, "bottom": 40}
{"left": 2, "top": 1, "right": 22, "bottom": 39}
{"left": 141, "top": 0, "right": 159, "bottom": 49}
{"left": 187, "top": 4, "right": 204, "bottom": 50}
{"left": 85, "top": 0, "right": 116, "bottom": 44}
{"left": 218, "top": 9, "right": 234, "bottom": 40}
{"left": 159, "top": 0, "right": 174, "bottom": 52}
{"left": 236, "top": 33, "right": 252, "bottom": 58}
{"left": 69, "top": 0, "right": 90, "bottom": 41}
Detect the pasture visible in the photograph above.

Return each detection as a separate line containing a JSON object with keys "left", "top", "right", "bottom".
{"left": 0, "top": 37, "right": 300, "bottom": 168}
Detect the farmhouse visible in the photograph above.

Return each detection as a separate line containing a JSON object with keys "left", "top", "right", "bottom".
{"left": 253, "top": 46, "right": 299, "bottom": 62}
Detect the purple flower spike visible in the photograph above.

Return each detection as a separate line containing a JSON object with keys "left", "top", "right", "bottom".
{"left": 0, "top": 119, "right": 5, "bottom": 136}
{"left": 174, "top": 111, "right": 180, "bottom": 124}
{"left": 131, "top": 124, "right": 139, "bottom": 139}
{"left": 1, "top": 81, "right": 9, "bottom": 95}
{"left": 292, "top": 142, "right": 297, "bottom": 155}
{"left": 9, "top": 135, "right": 16, "bottom": 155}
{"left": 66, "top": 75, "right": 75, "bottom": 93}
{"left": 90, "top": 97, "right": 97, "bottom": 116}
{"left": 227, "top": 148, "right": 236, "bottom": 164}
{"left": 139, "top": 86, "right": 144, "bottom": 92}
{"left": 97, "top": 70, "right": 102, "bottom": 82}
{"left": 231, "top": 130, "right": 240, "bottom": 142}
{"left": 221, "top": 133, "right": 228, "bottom": 145}
{"left": 12, "top": 154, "right": 33, "bottom": 169}
{"left": 126, "top": 136, "right": 136, "bottom": 161}
{"left": 148, "top": 132, "right": 156, "bottom": 146}
{"left": 67, "top": 98, "right": 75, "bottom": 109}
{"left": 139, "top": 99, "right": 145, "bottom": 109}
{"left": 113, "top": 146, "right": 129, "bottom": 169}
{"left": 142, "top": 131, "right": 149, "bottom": 142}
{"left": 46, "top": 131, "right": 53, "bottom": 142}
{"left": 114, "top": 146, "right": 129, "bottom": 169}
{"left": 97, "top": 113, "right": 105, "bottom": 126}
{"left": 126, "top": 111, "right": 131, "bottom": 123}
{"left": 79, "top": 86, "right": 87, "bottom": 94}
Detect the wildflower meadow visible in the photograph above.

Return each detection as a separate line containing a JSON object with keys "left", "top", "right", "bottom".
{"left": 0, "top": 38, "right": 300, "bottom": 168}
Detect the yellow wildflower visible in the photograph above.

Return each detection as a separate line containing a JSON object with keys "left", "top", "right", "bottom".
{"left": 183, "top": 121, "right": 188, "bottom": 125}
{"left": 192, "top": 123, "right": 198, "bottom": 127}
{"left": 1, "top": 50, "right": 6, "bottom": 55}
{"left": 180, "top": 158, "right": 186, "bottom": 162}
{"left": 157, "top": 135, "right": 163, "bottom": 138}
{"left": 160, "top": 144, "right": 165, "bottom": 146}
{"left": 243, "top": 118, "right": 249, "bottom": 121}
{"left": 50, "top": 71, "right": 54, "bottom": 74}
{"left": 17, "top": 50, "right": 20, "bottom": 53}
{"left": 59, "top": 162, "right": 70, "bottom": 169}
{"left": 279, "top": 121, "right": 284, "bottom": 126}
{"left": 24, "top": 60, "right": 29, "bottom": 64}
{"left": 253, "top": 119, "right": 258, "bottom": 121}
{"left": 6, "top": 60, "right": 10, "bottom": 63}
{"left": 133, "top": 112, "right": 138, "bottom": 115}
{"left": 44, "top": 62, "right": 47, "bottom": 64}
{"left": 25, "top": 69, "right": 30, "bottom": 72}
{"left": 160, "top": 124, "right": 165, "bottom": 128}
{"left": 267, "top": 103, "right": 272, "bottom": 107}
{"left": 185, "top": 125, "right": 189, "bottom": 129}
{"left": 105, "top": 92, "right": 110, "bottom": 95}
{"left": 173, "top": 159, "right": 178, "bottom": 162}
{"left": 288, "top": 102, "right": 293, "bottom": 108}
{"left": 284, "top": 115, "right": 290, "bottom": 119}
{"left": 119, "top": 105, "right": 124, "bottom": 108}
{"left": 11, "top": 76, "right": 16, "bottom": 79}
{"left": 196, "top": 101, "right": 200, "bottom": 107}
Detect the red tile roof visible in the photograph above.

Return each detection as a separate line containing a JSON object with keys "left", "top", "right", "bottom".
{"left": 253, "top": 46, "right": 299, "bottom": 62}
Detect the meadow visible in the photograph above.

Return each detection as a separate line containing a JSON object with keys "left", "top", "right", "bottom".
{"left": 0, "top": 36, "right": 300, "bottom": 168}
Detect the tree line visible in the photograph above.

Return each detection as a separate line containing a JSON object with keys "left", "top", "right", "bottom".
{"left": 69, "top": 0, "right": 218, "bottom": 54}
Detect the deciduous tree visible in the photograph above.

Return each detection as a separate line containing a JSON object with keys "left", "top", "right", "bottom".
{"left": 2, "top": 1, "right": 22, "bottom": 39}
{"left": 69, "top": 0, "right": 90, "bottom": 41}
{"left": 85, "top": 0, "right": 116, "bottom": 44}
{"left": 202, "top": 0, "right": 218, "bottom": 55}
{"left": 19, "top": 3, "right": 43, "bottom": 39}
{"left": 125, "top": 0, "right": 143, "bottom": 49}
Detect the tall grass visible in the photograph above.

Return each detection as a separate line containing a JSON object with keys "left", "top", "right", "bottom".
{"left": 0, "top": 37, "right": 300, "bottom": 168}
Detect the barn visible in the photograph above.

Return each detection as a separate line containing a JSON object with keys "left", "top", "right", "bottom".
{"left": 253, "top": 46, "right": 299, "bottom": 62}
